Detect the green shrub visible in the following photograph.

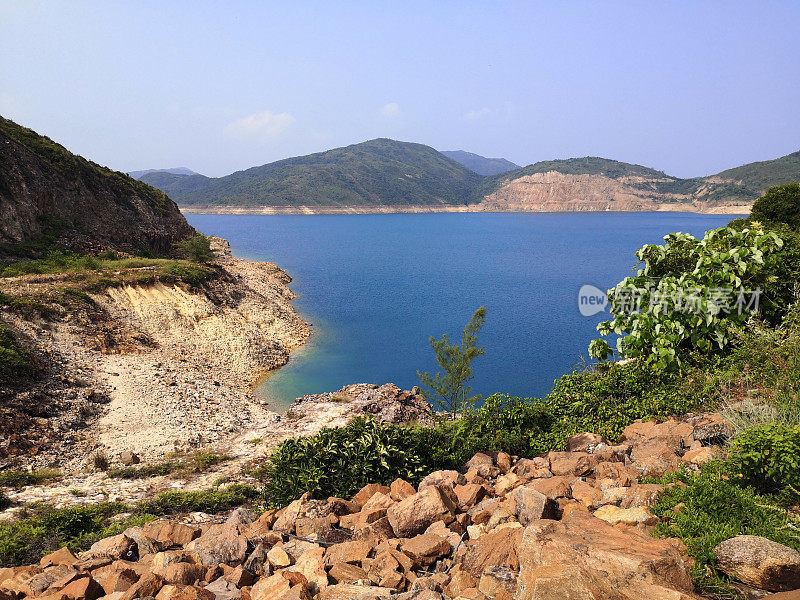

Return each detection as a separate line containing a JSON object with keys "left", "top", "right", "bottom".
{"left": 651, "top": 465, "right": 800, "bottom": 594}
{"left": 729, "top": 424, "right": 800, "bottom": 495}
{"left": 107, "top": 463, "right": 176, "bottom": 479}
{"left": 590, "top": 226, "right": 785, "bottom": 369}
{"left": 262, "top": 417, "right": 427, "bottom": 507}
{"left": 173, "top": 234, "right": 214, "bottom": 263}
{"left": 139, "top": 484, "right": 259, "bottom": 515}
{"left": 751, "top": 182, "right": 800, "bottom": 229}
{"left": 0, "top": 469, "right": 61, "bottom": 488}
{"left": 0, "top": 324, "right": 33, "bottom": 382}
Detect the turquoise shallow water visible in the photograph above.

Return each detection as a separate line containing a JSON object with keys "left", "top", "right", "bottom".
{"left": 187, "top": 212, "right": 734, "bottom": 411}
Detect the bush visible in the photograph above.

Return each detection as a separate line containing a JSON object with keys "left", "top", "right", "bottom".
{"left": 729, "top": 424, "right": 800, "bottom": 495}
{"left": 590, "top": 226, "right": 785, "bottom": 369}
{"left": 751, "top": 182, "right": 800, "bottom": 229}
{"left": 174, "top": 234, "right": 214, "bottom": 263}
{"left": 139, "top": 484, "right": 259, "bottom": 515}
{"left": 0, "top": 323, "right": 33, "bottom": 382}
{"left": 0, "top": 469, "right": 61, "bottom": 488}
{"left": 262, "top": 417, "right": 428, "bottom": 507}
{"left": 651, "top": 465, "right": 800, "bottom": 594}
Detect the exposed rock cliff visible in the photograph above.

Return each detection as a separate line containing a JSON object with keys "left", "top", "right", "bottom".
{"left": 0, "top": 116, "right": 194, "bottom": 256}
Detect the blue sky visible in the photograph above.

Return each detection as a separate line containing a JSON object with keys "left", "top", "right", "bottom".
{"left": 1, "top": 1, "right": 798, "bottom": 178}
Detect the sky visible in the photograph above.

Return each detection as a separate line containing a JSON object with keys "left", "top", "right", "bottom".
{"left": 1, "top": 1, "right": 799, "bottom": 179}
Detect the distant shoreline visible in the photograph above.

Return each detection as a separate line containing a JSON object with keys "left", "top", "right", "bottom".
{"left": 181, "top": 204, "right": 752, "bottom": 216}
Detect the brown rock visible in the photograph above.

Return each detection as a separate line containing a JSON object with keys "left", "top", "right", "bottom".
{"left": 516, "top": 510, "right": 696, "bottom": 599}
{"left": 250, "top": 573, "right": 291, "bottom": 600}
{"left": 99, "top": 568, "right": 139, "bottom": 594}
{"left": 41, "top": 547, "right": 79, "bottom": 569}
{"left": 324, "top": 540, "right": 372, "bottom": 566}
{"left": 458, "top": 527, "right": 524, "bottom": 578}
{"left": 242, "top": 510, "right": 279, "bottom": 540}
{"left": 24, "top": 564, "right": 76, "bottom": 596}
{"left": 204, "top": 578, "right": 241, "bottom": 600}
{"left": 121, "top": 573, "right": 165, "bottom": 600}
{"left": 689, "top": 413, "right": 731, "bottom": 442}
{"left": 681, "top": 446, "right": 717, "bottom": 465}
{"left": 478, "top": 566, "right": 516, "bottom": 596}
{"left": 320, "top": 583, "right": 393, "bottom": 599}
{"left": 510, "top": 486, "right": 557, "bottom": 525}
{"left": 525, "top": 476, "right": 573, "bottom": 501}
{"left": 223, "top": 566, "right": 255, "bottom": 588}
{"left": 273, "top": 493, "right": 312, "bottom": 534}
{"left": 401, "top": 533, "right": 451, "bottom": 566}
{"left": 84, "top": 534, "right": 137, "bottom": 561}
{"left": 593, "top": 505, "right": 659, "bottom": 526}
{"left": 155, "top": 584, "right": 215, "bottom": 600}
{"left": 714, "top": 535, "right": 800, "bottom": 592}
{"left": 328, "top": 562, "right": 369, "bottom": 584}
{"left": 268, "top": 546, "right": 293, "bottom": 568}
{"left": 547, "top": 451, "right": 596, "bottom": 477}
{"left": 142, "top": 522, "right": 202, "bottom": 548}
{"left": 390, "top": 478, "right": 417, "bottom": 501}
{"left": 59, "top": 575, "right": 105, "bottom": 600}
{"left": 185, "top": 524, "right": 248, "bottom": 566}
{"left": 566, "top": 432, "right": 610, "bottom": 453}
{"left": 446, "top": 570, "right": 477, "bottom": 597}
{"left": 352, "top": 484, "right": 391, "bottom": 508}
{"left": 454, "top": 485, "right": 487, "bottom": 510}
{"left": 493, "top": 473, "right": 521, "bottom": 496}
{"left": 158, "top": 563, "right": 207, "bottom": 586}
{"left": 570, "top": 480, "right": 604, "bottom": 509}
{"left": 617, "top": 484, "right": 665, "bottom": 509}
{"left": 464, "top": 453, "right": 494, "bottom": 471}
{"left": 419, "top": 470, "right": 464, "bottom": 491}
{"left": 387, "top": 486, "right": 458, "bottom": 538}
{"left": 495, "top": 452, "right": 512, "bottom": 474}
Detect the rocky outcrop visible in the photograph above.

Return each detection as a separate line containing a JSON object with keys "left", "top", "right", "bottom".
{"left": 714, "top": 536, "right": 800, "bottom": 592}
{"left": 0, "top": 116, "right": 194, "bottom": 256}
{"left": 1, "top": 414, "right": 752, "bottom": 600}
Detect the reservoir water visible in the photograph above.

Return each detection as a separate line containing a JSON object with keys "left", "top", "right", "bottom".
{"left": 187, "top": 212, "right": 735, "bottom": 410}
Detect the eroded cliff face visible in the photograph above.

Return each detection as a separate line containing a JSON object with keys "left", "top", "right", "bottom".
{"left": 0, "top": 116, "right": 194, "bottom": 255}
{"left": 480, "top": 171, "right": 753, "bottom": 213}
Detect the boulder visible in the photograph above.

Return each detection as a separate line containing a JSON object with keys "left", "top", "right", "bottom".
{"left": 84, "top": 534, "right": 137, "bottom": 561}
{"left": 547, "top": 452, "right": 596, "bottom": 477}
{"left": 458, "top": 527, "right": 524, "bottom": 579}
{"left": 400, "top": 533, "right": 451, "bottom": 566}
{"left": 320, "top": 583, "right": 393, "bottom": 599}
{"left": 142, "top": 521, "right": 202, "bottom": 548}
{"left": 59, "top": 575, "right": 105, "bottom": 600}
{"left": 387, "top": 485, "right": 458, "bottom": 538}
{"left": 328, "top": 562, "right": 369, "bottom": 584}
{"left": 390, "top": 479, "right": 417, "bottom": 501}
{"left": 511, "top": 486, "right": 557, "bottom": 525}
{"left": 40, "top": 547, "right": 78, "bottom": 568}
{"left": 454, "top": 484, "right": 487, "bottom": 509}
{"left": 566, "top": 433, "right": 610, "bottom": 453}
{"left": 516, "top": 510, "right": 697, "bottom": 600}
{"left": 120, "top": 573, "right": 165, "bottom": 600}
{"left": 185, "top": 524, "right": 248, "bottom": 566}
{"left": 593, "top": 505, "right": 659, "bottom": 526}
{"left": 267, "top": 546, "right": 293, "bottom": 568}
{"left": 204, "top": 578, "right": 241, "bottom": 600}
{"left": 119, "top": 451, "right": 140, "bottom": 466}
{"left": 352, "top": 484, "right": 391, "bottom": 508}
{"left": 714, "top": 535, "right": 800, "bottom": 592}
{"left": 418, "top": 470, "right": 464, "bottom": 491}
{"left": 525, "top": 476, "right": 573, "bottom": 501}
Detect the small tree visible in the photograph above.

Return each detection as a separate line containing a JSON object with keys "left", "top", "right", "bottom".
{"left": 751, "top": 183, "right": 800, "bottom": 229}
{"left": 174, "top": 234, "right": 214, "bottom": 263}
{"left": 418, "top": 306, "right": 487, "bottom": 417}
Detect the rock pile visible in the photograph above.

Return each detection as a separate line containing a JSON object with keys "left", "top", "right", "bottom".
{"left": 2, "top": 414, "right": 798, "bottom": 600}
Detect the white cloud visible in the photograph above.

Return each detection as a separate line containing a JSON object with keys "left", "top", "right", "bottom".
{"left": 224, "top": 110, "right": 295, "bottom": 141}
{"left": 381, "top": 102, "right": 401, "bottom": 117}
{"left": 465, "top": 108, "right": 492, "bottom": 121}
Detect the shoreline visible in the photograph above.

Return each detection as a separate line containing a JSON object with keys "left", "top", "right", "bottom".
{"left": 180, "top": 204, "right": 752, "bottom": 216}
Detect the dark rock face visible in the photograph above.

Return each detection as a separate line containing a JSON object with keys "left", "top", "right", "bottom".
{"left": 0, "top": 116, "right": 194, "bottom": 256}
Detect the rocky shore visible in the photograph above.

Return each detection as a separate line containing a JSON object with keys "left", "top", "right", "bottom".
{"left": 3, "top": 414, "right": 798, "bottom": 600}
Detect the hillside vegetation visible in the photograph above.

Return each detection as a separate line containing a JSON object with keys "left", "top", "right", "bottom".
{"left": 440, "top": 150, "right": 520, "bottom": 176}
{"left": 142, "top": 138, "right": 482, "bottom": 207}
{"left": 0, "top": 117, "right": 194, "bottom": 257}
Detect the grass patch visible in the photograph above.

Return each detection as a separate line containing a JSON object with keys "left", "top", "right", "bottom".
{"left": 106, "top": 453, "right": 228, "bottom": 480}
{"left": 0, "top": 483, "right": 259, "bottom": 566}
{"left": 0, "top": 323, "right": 33, "bottom": 382}
{"left": 0, "top": 469, "right": 61, "bottom": 489}
{"left": 651, "top": 464, "right": 800, "bottom": 596}
{"left": 106, "top": 463, "right": 176, "bottom": 480}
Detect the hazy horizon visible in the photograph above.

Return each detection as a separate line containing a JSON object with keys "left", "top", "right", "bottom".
{"left": 2, "top": 1, "right": 798, "bottom": 178}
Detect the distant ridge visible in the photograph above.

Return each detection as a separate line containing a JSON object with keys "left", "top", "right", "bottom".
{"left": 141, "top": 139, "right": 482, "bottom": 208}
{"left": 440, "top": 150, "right": 520, "bottom": 176}
{"left": 137, "top": 139, "right": 799, "bottom": 214}
{"left": 129, "top": 167, "right": 198, "bottom": 180}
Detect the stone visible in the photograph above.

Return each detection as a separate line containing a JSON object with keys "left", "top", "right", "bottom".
{"left": 714, "top": 535, "right": 800, "bottom": 592}
{"left": 286, "top": 546, "right": 327, "bottom": 596}
{"left": 495, "top": 452, "right": 512, "bottom": 474}
{"left": 464, "top": 453, "right": 494, "bottom": 471}
{"left": 328, "top": 562, "right": 369, "bottom": 584}
{"left": 154, "top": 584, "right": 215, "bottom": 600}
{"left": 226, "top": 508, "right": 256, "bottom": 526}
{"left": 185, "top": 524, "right": 248, "bottom": 566}
{"left": 243, "top": 544, "right": 269, "bottom": 576}
{"left": 566, "top": 432, "right": 610, "bottom": 453}
{"left": 570, "top": 480, "right": 604, "bottom": 509}
{"left": 243, "top": 509, "right": 279, "bottom": 540}
{"left": 593, "top": 505, "right": 659, "bottom": 526}
{"left": 250, "top": 574, "right": 291, "bottom": 600}
{"left": 387, "top": 486, "right": 458, "bottom": 538}
{"left": 142, "top": 522, "right": 202, "bottom": 548}
{"left": 295, "top": 517, "right": 333, "bottom": 540}
{"left": 400, "top": 533, "right": 451, "bottom": 566}
{"left": 454, "top": 484, "right": 487, "bottom": 510}
{"left": 59, "top": 575, "right": 105, "bottom": 600}
{"left": 119, "top": 451, "right": 140, "bottom": 466}
{"left": 617, "top": 484, "right": 665, "bottom": 509}
{"left": 515, "top": 510, "right": 696, "bottom": 600}
{"left": 511, "top": 485, "right": 556, "bottom": 525}
{"left": 273, "top": 493, "right": 312, "bottom": 534}
{"left": 547, "top": 451, "right": 596, "bottom": 477}
{"left": 446, "top": 570, "right": 477, "bottom": 597}
{"left": 268, "top": 546, "right": 293, "bottom": 568}
{"left": 352, "top": 484, "right": 391, "bottom": 508}
{"left": 24, "top": 564, "right": 76, "bottom": 595}
{"left": 325, "top": 540, "right": 372, "bottom": 567}
{"left": 425, "top": 520, "right": 463, "bottom": 553}
{"left": 158, "top": 563, "right": 207, "bottom": 586}
{"left": 84, "top": 534, "right": 137, "bottom": 561}
{"left": 121, "top": 573, "right": 165, "bottom": 600}
{"left": 390, "top": 478, "right": 417, "bottom": 501}
{"left": 223, "top": 566, "right": 255, "bottom": 588}
{"left": 458, "top": 527, "right": 524, "bottom": 578}
{"left": 689, "top": 413, "right": 731, "bottom": 442}
{"left": 204, "top": 578, "right": 241, "bottom": 600}
{"left": 493, "top": 473, "right": 521, "bottom": 496}
{"left": 477, "top": 566, "right": 516, "bottom": 597}
{"left": 99, "top": 568, "right": 139, "bottom": 594}
{"left": 320, "top": 584, "right": 393, "bottom": 599}
{"left": 594, "top": 462, "right": 640, "bottom": 486}
{"left": 41, "top": 547, "right": 78, "bottom": 568}
{"left": 418, "top": 470, "right": 464, "bottom": 491}
{"left": 681, "top": 446, "right": 717, "bottom": 465}
{"left": 525, "top": 476, "right": 572, "bottom": 501}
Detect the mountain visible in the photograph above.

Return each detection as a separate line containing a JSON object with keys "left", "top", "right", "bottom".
{"left": 440, "top": 150, "right": 520, "bottom": 176}
{"left": 140, "top": 139, "right": 483, "bottom": 207}
{"left": 474, "top": 152, "right": 800, "bottom": 213}
{"left": 0, "top": 116, "right": 194, "bottom": 256}
{"left": 128, "top": 167, "right": 198, "bottom": 180}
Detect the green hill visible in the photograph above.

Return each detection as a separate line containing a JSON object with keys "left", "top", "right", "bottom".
{"left": 142, "top": 139, "right": 483, "bottom": 207}
{"left": 440, "top": 150, "right": 519, "bottom": 176}
{"left": 712, "top": 150, "right": 800, "bottom": 193}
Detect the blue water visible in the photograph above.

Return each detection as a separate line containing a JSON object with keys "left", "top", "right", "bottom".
{"left": 186, "top": 213, "right": 734, "bottom": 410}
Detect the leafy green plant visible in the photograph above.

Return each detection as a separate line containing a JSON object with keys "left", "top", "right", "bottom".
{"left": 729, "top": 424, "right": 800, "bottom": 495}
{"left": 418, "top": 306, "right": 487, "bottom": 416}
{"left": 590, "top": 226, "right": 784, "bottom": 370}
{"left": 261, "top": 417, "right": 427, "bottom": 507}
{"left": 651, "top": 464, "right": 800, "bottom": 595}
{"left": 751, "top": 183, "right": 800, "bottom": 229}
{"left": 174, "top": 234, "right": 215, "bottom": 263}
